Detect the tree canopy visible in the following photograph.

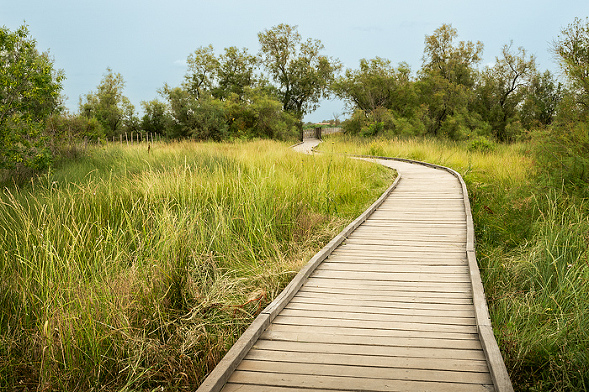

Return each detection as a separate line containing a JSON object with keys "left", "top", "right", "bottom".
{"left": 553, "top": 17, "right": 589, "bottom": 117}
{"left": 0, "top": 24, "right": 64, "bottom": 170}
{"left": 79, "top": 68, "right": 135, "bottom": 137}
{"left": 258, "top": 24, "right": 341, "bottom": 119}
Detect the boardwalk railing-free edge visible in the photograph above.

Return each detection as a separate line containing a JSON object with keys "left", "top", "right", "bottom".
{"left": 368, "top": 155, "right": 513, "bottom": 392}
{"left": 197, "top": 153, "right": 513, "bottom": 392}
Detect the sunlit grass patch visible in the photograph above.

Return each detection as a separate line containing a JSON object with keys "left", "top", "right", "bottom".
{"left": 0, "top": 139, "right": 392, "bottom": 390}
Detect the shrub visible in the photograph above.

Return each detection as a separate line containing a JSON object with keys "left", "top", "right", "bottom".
{"left": 341, "top": 109, "right": 368, "bottom": 136}
{"left": 467, "top": 136, "right": 496, "bottom": 153}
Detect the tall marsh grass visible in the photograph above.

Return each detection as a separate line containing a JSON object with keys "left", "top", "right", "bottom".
{"left": 321, "top": 135, "right": 588, "bottom": 391}
{"left": 0, "top": 140, "right": 392, "bottom": 390}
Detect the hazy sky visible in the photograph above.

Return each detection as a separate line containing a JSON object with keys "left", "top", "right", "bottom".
{"left": 3, "top": 0, "right": 588, "bottom": 122}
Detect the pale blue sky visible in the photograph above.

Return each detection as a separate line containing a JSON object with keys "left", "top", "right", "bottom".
{"left": 3, "top": 0, "right": 588, "bottom": 122}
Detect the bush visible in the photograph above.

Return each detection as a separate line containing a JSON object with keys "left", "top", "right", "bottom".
{"left": 467, "top": 136, "right": 496, "bottom": 153}
{"left": 341, "top": 109, "right": 368, "bottom": 136}
{"left": 532, "top": 121, "right": 589, "bottom": 196}
{"left": 226, "top": 89, "right": 298, "bottom": 140}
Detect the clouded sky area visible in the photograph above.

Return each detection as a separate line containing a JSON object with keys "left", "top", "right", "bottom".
{"left": 3, "top": 0, "right": 588, "bottom": 122}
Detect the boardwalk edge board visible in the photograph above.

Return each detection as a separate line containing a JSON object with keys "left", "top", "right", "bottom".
{"left": 197, "top": 167, "right": 402, "bottom": 392}
{"left": 355, "top": 153, "right": 514, "bottom": 392}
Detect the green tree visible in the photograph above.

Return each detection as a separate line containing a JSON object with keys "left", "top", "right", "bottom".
{"left": 159, "top": 85, "right": 197, "bottom": 138}
{"left": 520, "top": 70, "right": 562, "bottom": 129}
{"left": 258, "top": 24, "right": 341, "bottom": 120}
{"left": 474, "top": 43, "right": 536, "bottom": 140}
{"left": 418, "top": 24, "right": 483, "bottom": 137}
{"left": 225, "top": 87, "right": 297, "bottom": 139}
{"left": 183, "top": 45, "right": 219, "bottom": 100}
{"left": 333, "top": 57, "right": 416, "bottom": 117}
{"left": 160, "top": 85, "right": 228, "bottom": 140}
{"left": 79, "top": 68, "right": 135, "bottom": 137}
{"left": 215, "top": 46, "right": 259, "bottom": 100}
{"left": 183, "top": 45, "right": 260, "bottom": 102}
{"left": 141, "top": 99, "right": 172, "bottom": 135}
{"left": 552, "top": 17, "right": 589, "bottom": 118}
{"left": 0, "top": 24, "right": 64, "bottom": 170}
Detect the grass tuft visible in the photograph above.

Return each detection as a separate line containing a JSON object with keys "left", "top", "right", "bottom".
{"left": 0, "top": 139, "right": 392, "bottom": 390}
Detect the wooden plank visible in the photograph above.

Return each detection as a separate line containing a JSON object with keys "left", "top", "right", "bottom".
{"left": 284, "top": 302, "right": 475, "bottom": 319}
{"left": 245, "top": 348, "right": 490, "bottom": 373}
{"left": 354, "top": 229, "right": 466, "bottom": 236}
{"left": 272, "top": 315, "right": 479, "bottom": 334}
{"left": 305, "top": 277, "right": 473, "bottom": 293}
{"left": 373, "top": 208, "right": 466, "bottom": 214}
{"left": 266, "top": 323, "right": 479, "bottom": 342}
{"left": 310, "top": 269, "right": 471, "bottom": 283}
{"left": 289, "top": 295, "right": 475, "bottom": 311}
{"left": 333, "top": 245, "right": 466, "bottom": 254}
{"left": 345, "top": 233, "right": 466, "bottom": 243}
{"left": 341, "top": 239, "right": 467, "bottom": 249}
{"left": 260, "top": 330, "right": 483, "bottom": 351}
{"left": 305, "top": 278, "right": 472, "bottom": 301}
{"left": 358, "top": 222, "right": 467, "bottom": 230}
{"left": 324, "top": 251, "right": 467, "bottom": 261}
{"left": 325, "top": 254, "right": 469, "bottom": 264}
{"left": 367, "top": 216, "right": 467, "bottom": 223}
{"left": 299, "top": 287, "right": 473, "bottom": 302}
{"left": 237, "top": 359, "right": 493, "bottom": 385}
{"left": 278, "top": 308, "right": 477, "bottom": 326}
{"left": 252, "top": 338, "right": 486, "bottom": 360}
{"left": 348, "top": 230, "right": 467, "bottom": 237}
{"left": 227, "top": 370, "right": 494, "bottom": 392}
{"left": 223, "top": 385, "right": 332, "bottom": 392}
{"left": 297, "top": 287, "right": 474, "bottom": 304}
{"left": 318, "top": 262, "right": 469, "bottom": 274}
{"left": 348, "top": 234, "right": 467, "bottom": 242}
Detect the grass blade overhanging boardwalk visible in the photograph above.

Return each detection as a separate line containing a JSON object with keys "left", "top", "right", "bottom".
{"left": 197, "top": 139, "right": 513, "bottom": 392}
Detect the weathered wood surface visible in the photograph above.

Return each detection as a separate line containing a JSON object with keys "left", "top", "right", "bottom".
{"left": 197, "top": 139, "right": 512, "bottom": 392}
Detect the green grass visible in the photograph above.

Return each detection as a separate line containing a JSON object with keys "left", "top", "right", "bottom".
{"left": 319, "top": 135, "right": 589, "bottom": 391}
{"left": 0, "top": 139, "right": 393, "bottom": 391}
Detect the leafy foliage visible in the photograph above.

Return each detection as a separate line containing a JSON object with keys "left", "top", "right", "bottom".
{"left": 474, "top": 43, "right": 537, "bottom": 141}
{"left": 258, "top": 24, "right": 341, "bottom": 119}
{"left": 140, "top": 99, "right": 172, "bottom": 136}
{"left": 552, "top": 17, "right": 589, "bottom": 115}
{"left": 79, "top": 68, "right": 135, "bottom": 137}
{"left": 333, "top": 58, "right": 416, "bottom": 116}
{"left": 0, "top": 25, "right": 64, "bottom": 170}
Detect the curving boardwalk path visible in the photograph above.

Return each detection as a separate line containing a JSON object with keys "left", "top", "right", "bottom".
{"left": 198, "top": 139, "right": 512, "bottom": 392}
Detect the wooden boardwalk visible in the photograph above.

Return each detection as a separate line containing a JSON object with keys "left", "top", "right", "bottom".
{"left": 198, "top": 140, "right": 512, "bottom": 392}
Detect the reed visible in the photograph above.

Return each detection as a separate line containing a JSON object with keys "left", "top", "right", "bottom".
{"left": 0, "top": 139, "right": 392, "bottom": 390}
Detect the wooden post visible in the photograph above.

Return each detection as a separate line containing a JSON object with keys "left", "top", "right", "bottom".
{"left": 315, "top": 127, "right": 322, "bottom": 140}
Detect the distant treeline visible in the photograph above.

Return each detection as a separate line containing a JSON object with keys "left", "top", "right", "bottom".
{"left": 1, "top": 19, "right": 588, "bottom": 182}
